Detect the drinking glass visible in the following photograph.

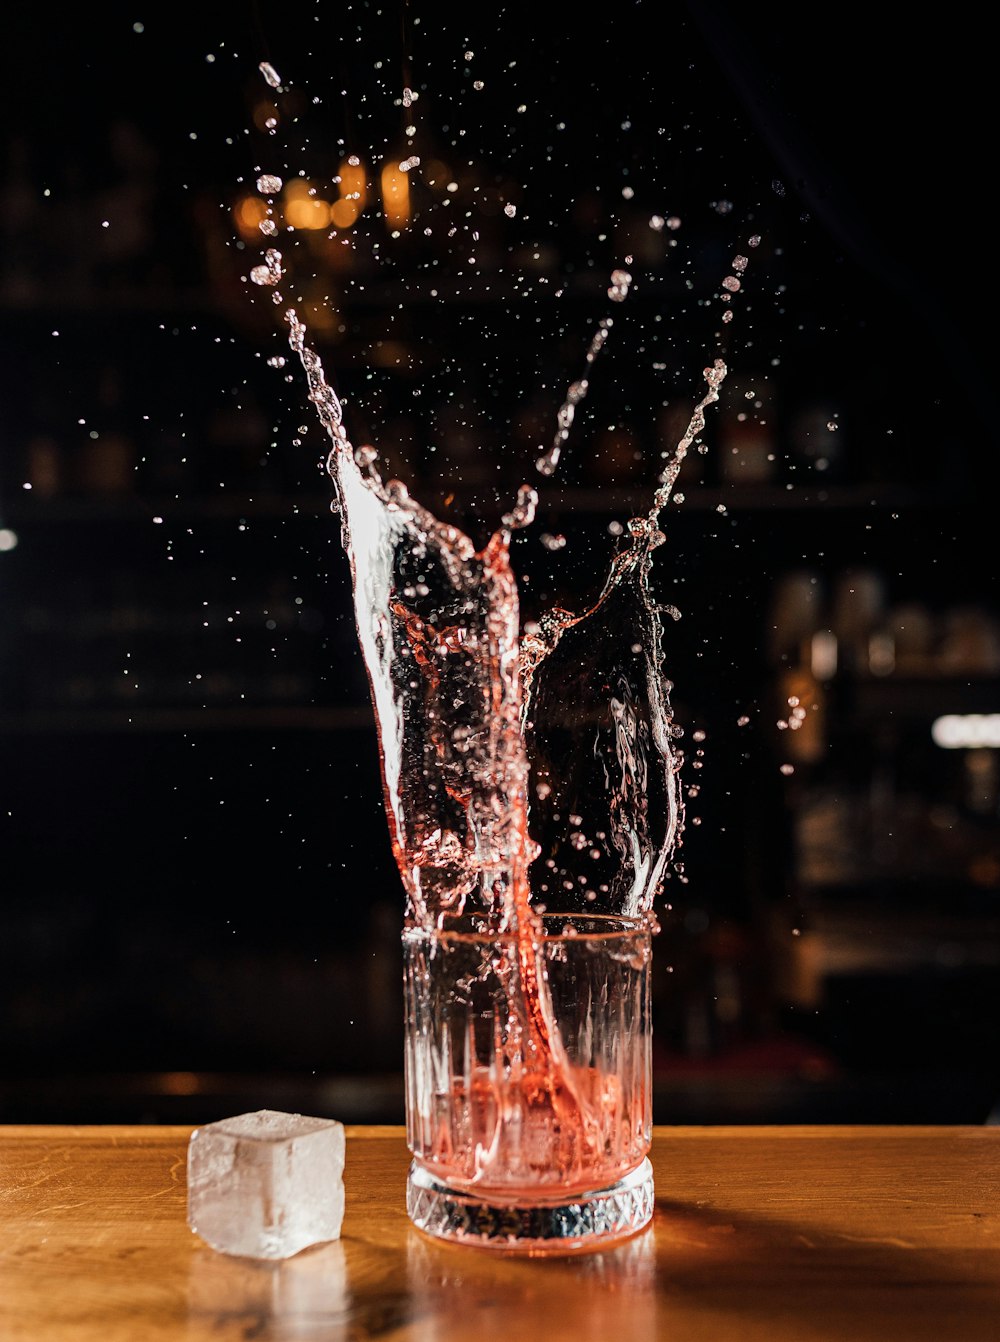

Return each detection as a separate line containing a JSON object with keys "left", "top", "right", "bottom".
{"left": 403, "top": 912, "right": 654, "bottom": 1251}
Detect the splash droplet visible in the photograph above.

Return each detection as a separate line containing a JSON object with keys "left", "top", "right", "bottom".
{"left": 501, "top": 484, "right": 538, "bottom": 530}
{"left": 608, "top": 268, "right": 632, "bottom": 302}
{"left": 535, "top": 446, "right": 560, "bottom": 477}
{"left": 250, "top": 248, "right": 284, "bottom": 287}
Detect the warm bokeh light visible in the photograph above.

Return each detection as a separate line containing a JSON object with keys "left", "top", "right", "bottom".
{"left": 302, "top": 298, "right": 340, "bottom": 335}
{"left": 286, "top": 198, "right": 331, "bottom": 228}
{"left": 369, "top": 340, "right": 412, "bottom": 369}
{"left": 338, "top": 156, "right": 368, "bottom": 211}
{"left": 233, "top": 194, "right": 269, "bottom": 240}
{"left": 159, "top": 1071, "right": 200, "bottom": 1096}
{"left": 283, "top": 179, "right": 331, "bottom": 230}
{"left": 330, "top": 197, "right": 362, "bottom": 229}
{"left": 380, "top": 162, "right": 411, "bottom": 229}
{"left": 252, "top": 100, "right": 279, "bottom": 132}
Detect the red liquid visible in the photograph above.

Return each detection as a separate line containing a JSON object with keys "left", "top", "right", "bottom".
{"left": 252, "top": 93, "right": 753, "bottom": 1226}
{"left": 286, "top": 311, "right": 724, "bottom": 1184}
{"left": 415, "top": 1063, "right": 650, "bottom": 1198}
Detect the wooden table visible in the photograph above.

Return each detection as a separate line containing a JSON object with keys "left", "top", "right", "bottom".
{"left": 1, "top": 1125, "right": 997, "bottom": 1340}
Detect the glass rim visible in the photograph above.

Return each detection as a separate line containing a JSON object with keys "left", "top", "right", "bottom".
{"left": 402, "top": 911, "right": 653, "bottom": 946}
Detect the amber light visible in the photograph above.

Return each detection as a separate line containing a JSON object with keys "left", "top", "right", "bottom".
{"left": 252, "top": 100, "right": 279, "bottom": 132}
{"left": 330, "top": 198, "right": 361, "bottom": 229}
{"left": 283, "top": 179, "right": 331, "bottom": 230}
{"left": 159, "top": 1071, "right": 200, "bottom": 1096}
{"left": 326, "top": 155, "right": 368, "bottom": 231}
{"left": 233, "top": 195, "right": 269, "bottom": 240}
{"left": 381, "top": 161, "right": 411, "bottom": 229}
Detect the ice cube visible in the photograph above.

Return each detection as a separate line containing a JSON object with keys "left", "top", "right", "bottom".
{"left": 187, "top": 1109, "right": 345, "bottom": 1259}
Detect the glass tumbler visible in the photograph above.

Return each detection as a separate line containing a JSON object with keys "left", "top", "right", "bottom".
{"left": 403, "top": 913, "right": 654, "bottom": 1252}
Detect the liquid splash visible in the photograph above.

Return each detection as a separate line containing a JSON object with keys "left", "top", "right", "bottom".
{"left": 283, "top": 297, "right": 728, "bottom": 1180}
{"left": 251, "top": 68, "right": 742, "bottom": 1187}
{"left": 284, "top": 305, "right": 726, "bottom": 934}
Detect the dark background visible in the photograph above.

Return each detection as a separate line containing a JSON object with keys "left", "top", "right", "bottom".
{"left": 2, "top": 2, "right": 996, "bottom": 1124}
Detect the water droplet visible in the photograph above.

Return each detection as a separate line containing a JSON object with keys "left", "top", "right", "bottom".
{"left": 501, "top": 484, "right": 538, "bottom": 530}
{"left": 250, "top": 248, "right": 283, "bottom": 287}
{"left": 256, "top": 173, "right": 283, "bottom": 195}
{"left": 608, "top": 268, "right": 632, "bottom": 302}
{"left": 535, "top": 446, "right": 560, "bottom": 476}
{"left": 259, "top": 61, "right": 282, "bottom": 89}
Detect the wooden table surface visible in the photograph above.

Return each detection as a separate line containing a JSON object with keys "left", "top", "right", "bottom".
{"left": 1, "top": 1124, "right": 997, "bottom": 1341}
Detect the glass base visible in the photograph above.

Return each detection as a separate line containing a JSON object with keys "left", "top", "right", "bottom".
{"left": 406, "top": 1157, "right": 654, "bottom": 1252}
